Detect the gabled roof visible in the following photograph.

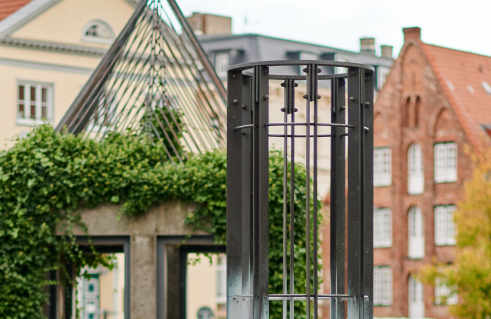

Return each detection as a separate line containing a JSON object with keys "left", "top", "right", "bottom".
{"left": 0, "top": 0, "right": 32, "bottom": 21}
{"left": 423, "top": 44, "right": 491, "bottom": 126}
{"left": 422, "top": 43, "right": 491, "bottom": 149}
{"left": 393, "top": 27, "right": 491, "bottom": 150}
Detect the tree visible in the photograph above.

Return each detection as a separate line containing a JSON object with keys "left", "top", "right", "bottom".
{"left": 419, "top": 146, "right": 491, "bottom": 318}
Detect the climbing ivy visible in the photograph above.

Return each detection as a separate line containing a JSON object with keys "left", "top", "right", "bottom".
{"left": 0, "top": 125, "right": 321, "bottom": 319}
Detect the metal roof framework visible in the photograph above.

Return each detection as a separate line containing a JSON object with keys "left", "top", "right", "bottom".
{"left": 56, "top": 0, "right": 227, "bottom": 163}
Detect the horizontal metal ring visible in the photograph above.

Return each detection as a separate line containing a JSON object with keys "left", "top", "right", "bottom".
{"left": 269, "top": 134, "right": 332, "bottom": 138}
{"left": 228, "top": 60, "right": 375, "bottom": 73}
{"left": 233, "top": 294, "right": 355, "bottom": 300}
{"left": 242, "top": 72, "right": 347, "bottom": 81}
{"left": 266, "top": 122, "right": 353, "bottom": 128}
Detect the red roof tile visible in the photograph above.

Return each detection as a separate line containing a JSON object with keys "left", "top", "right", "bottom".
{"left": 0, "top": 0, "right": 32, "bottom": 21}
{"left": 421, "top": 43, "right": 491, "bottom": 149}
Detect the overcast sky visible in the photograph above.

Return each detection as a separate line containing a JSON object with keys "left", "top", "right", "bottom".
{"left": 177, "top": 0, "right": 491, "bottom": 58}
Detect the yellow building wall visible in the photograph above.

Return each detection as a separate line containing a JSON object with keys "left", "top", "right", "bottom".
{"left": 0, "top": 63, "right": 92, "bottom": 147}
{"left": 11, "top": 0, "right": 133, "bottom": 49}
{"left": 0, "top": 0, "right": 135, "bottom": 148}
{"left": 187, "top": 253, "right": 218, "bottom": 319}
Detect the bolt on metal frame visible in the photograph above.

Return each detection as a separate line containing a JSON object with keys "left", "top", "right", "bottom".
{"left": 226, "top": 60, "right": 374, "bottom": 319}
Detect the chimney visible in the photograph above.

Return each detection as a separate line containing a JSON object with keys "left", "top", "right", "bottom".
{"left": 380, "top": 45, "right": 393, "bottom": 59}
{"left": 403, "top": 27, "right": 421, "bottom": 42}
{"left": 186, "top": 12, "right": 232, "bottom": 35}
{"left": 360, "top": 38, "right": 376, "bottom": 55}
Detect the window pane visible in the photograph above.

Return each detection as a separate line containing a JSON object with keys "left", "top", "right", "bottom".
{"left": 30, "top": 105, "right": 36, "bottom": 119}
{"left": 374, "top": 148, "right": 391, "bottom": 187}
{"left": 446, "top": 206, "right": 456, "bottom": 244}
{"left": 42, "top": 106, "right": 47, "bottom": 119}
{"left": 42, "top": 87, "right": 47, "bottom": 103}
{"left": 215, "top": 53, "right": 229, "bottom": 76}
{"left": 18, "top": 104, "right": 25, "bottom": 118}
{"left": 446, "top": 143, "right": 457, "bottom": 181}
{"left": 19, "top": 85, "right": 24, "bottom": 100}
{"left": 435, "top": 206, "right": 447, "bottom": 245}
{"left": 30, "top": 86, "right": 36, "bottom": 102}
{"left": 434, "top": 144, "right": 446, "bottom": 182}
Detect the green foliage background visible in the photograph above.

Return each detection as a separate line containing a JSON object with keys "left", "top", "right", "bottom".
{"left": 0, "top": 125, "right": 321, "bottom": 319}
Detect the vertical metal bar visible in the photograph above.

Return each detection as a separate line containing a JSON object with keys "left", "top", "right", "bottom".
{"left": 305, "top": 64, "right": 312, "bottom": 319}
{"left": 362, "top": 71, "right": 374, "bottom": 319}
{"left": 347, "top": 67, "right": 364, "bottom": 319}
{"left": 178, "top": 248, "right": 187, "bottom": 319}
{"left": 283, "top": 82, "right": 288, "bottom": 319}
{"left": 242, "top": 75, "right": 253, "bottom": 319}
{"left": 253, "top": 65, "right": 270, "bottom": 319}
{"left": 227, "top": 70, "right": 243, "bottom": 318}
{"left": 156, "top": 239, "right": 164, "bottom": 319}
{"left": 55, "top": 0, "right": 147, "bottom": 132}
{"left": 166, "top": 0, "right": 227, "bottom": 102}
{"left": 330, "top": 77, "right": 346, "bottom": 319}
{"left": 124, "top": 238, "right": 131, "bottom": 319}
{"left": 312, "top": 64, "right": 319, "bottom": 319}
{"left": 289, "top": 80, "right": 296, "bottom": 319}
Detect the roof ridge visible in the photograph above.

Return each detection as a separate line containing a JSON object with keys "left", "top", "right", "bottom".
{"left": 424, "top": 42, "right": 491, "bottom": 59}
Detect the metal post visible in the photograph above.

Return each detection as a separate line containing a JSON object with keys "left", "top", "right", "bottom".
{"left": 347, "top": 67, "right": 364, "bottom": 319}
{"left": 242, "top": 75, "right": 253, "bottom": 319}
{"left": 362, "top": 72, "right": 374, "bottom": 319}
{"left": 252, "top": 65, "right": 270, "bottom": 319}
{"left": 227, "top": 69, "right": 244, "bottom": 317}
{"left": 330, "top": 77, "right": 346, "bottom": 319}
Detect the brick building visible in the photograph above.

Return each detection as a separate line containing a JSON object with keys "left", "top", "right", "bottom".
{"left": 371, "top": 27, "right": 491, "bottom": 318}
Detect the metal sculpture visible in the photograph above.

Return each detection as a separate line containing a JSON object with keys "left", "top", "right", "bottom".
{"left": 56, "top": 0, "right": 227, "bottom": 161}
{"left": 226, "top": 61, "right": 374, "bottom": 318}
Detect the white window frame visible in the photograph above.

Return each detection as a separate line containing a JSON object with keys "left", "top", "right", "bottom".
{"left": 408, "top": 275, "right": 425, "bottom": 318}
{"left": 408, "top": 206, "right": 425, "bottom": 259}
{"left": 435, "top": 278, "right": 458, "bottom": 305}
{"left": 216, "top": 254, "right": 227, "bottom": 304}
{"left": 373, "top": 266, "right": 392, "bottom": 306}
{"left": 82, "top": 20, "right": 115, "bottom": 44}
{"left": 374, "top": 148, "right": 392, "bottom": 187}
{"left": 215, "top": 52, "right": 230, "bottom": 78}
{"left": 17, "top": 81, "right": 53, "bottom": 126}
{"left": 434, "top": 142, "right": 457, "bottom": 183}
{"left": 408, "top": 143, "right": 424, "bottom": 194}
{"left": 434, "top": 205, "right": 457, "bottom": 246}
{"left": 374, "top": 207, "right": 392, "bottom": 248}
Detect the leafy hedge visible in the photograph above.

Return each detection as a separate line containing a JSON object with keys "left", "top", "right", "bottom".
{"left": 0, "top": 125, "right": 321, "bottom": 318}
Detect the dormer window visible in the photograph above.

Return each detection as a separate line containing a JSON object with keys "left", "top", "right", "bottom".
{"left": 82, "top": 21, "right": 114, "bottom": 44}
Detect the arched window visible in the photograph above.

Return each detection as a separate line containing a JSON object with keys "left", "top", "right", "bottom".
{"left": 408, "top": 143, "right": 424, "bottom": 194}
{"left": 408, "top": 275, "right": 424, "bottom": 318}
{"left": 408, "top": 207, "right": 424, "bottom": 259}
{"left": 82, "top": 20, "right": 114, "bottom": 44}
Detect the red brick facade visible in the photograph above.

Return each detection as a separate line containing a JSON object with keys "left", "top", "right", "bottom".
{"left": 322, "top": 27, "right": 491, "bottom": 319}
{"left": 373, "top": 27, "right": 488, "bottom": 318}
